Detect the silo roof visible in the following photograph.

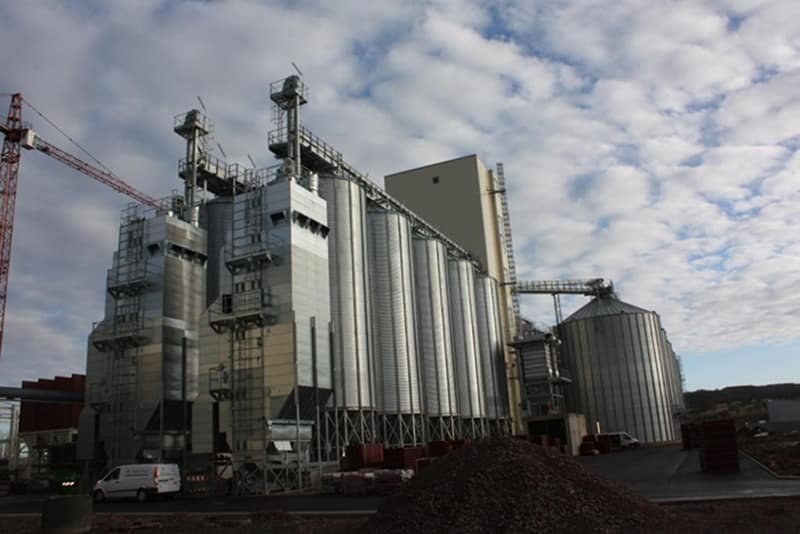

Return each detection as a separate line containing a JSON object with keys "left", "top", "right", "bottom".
{"left": 564, "top": 295, "right": 651, "bottom": 322}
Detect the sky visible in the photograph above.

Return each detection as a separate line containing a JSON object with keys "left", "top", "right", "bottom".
{"left": 0, "top": 0, "right": 798, "bottom": 392}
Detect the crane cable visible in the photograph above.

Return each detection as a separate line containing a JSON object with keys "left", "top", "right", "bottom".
{"left": 21, "top": 97, "right": 118, "bottom": 177}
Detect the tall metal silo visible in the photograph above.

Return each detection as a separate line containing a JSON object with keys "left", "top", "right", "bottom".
{"left": 447, "top": 258, "right": 485, "bottom": 438}
{"left": 658, "top": 328, "right": 683, "bottom": 427}
{"left": 413, "top": 238, "right": 457, "bottom": 440}
{"left": 558, "top": 295, "right": 676, "bottom": 443}
{"left": 665, "top": 337, "right": 685, "bottom": 412}
{"left": 474, "top": 273, "right": 509, "bottom": 435}
{"left": 368, "top": 210, "right": 423, "bottom": 446}
{"left": 318, "top": 174, "right": 376, "bottom": 444}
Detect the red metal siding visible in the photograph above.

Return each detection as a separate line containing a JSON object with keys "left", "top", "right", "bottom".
{"left": 18, "top": 374, "right": 85, "bottom": 432}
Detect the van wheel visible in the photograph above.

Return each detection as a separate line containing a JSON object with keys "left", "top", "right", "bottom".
{"left": 93, "top": 490, "right": 105, "bottom": 503}
{"left": 136, "top": 489, "right": 147, "bottom": 502}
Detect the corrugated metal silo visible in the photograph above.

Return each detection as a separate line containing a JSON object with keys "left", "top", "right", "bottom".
{"left": 318, "top": 175, "right": 375, "bottom": 411}
{"left": 367, "top": 210, "right": 422, "bottom": 415}
{"left": 447, "top": 259, "right": 485, "bottom": 424}
{"left": 474, "top": 274, "right": 507, "bottom": 421}
{"left": 412, "top": 238, "right": 457, "bottom": 419}
{"left": 558, "top": 296, "right": 676, "bottom": 443}
{"left": 658, "top": 328, "right": 682, "bottom": 421}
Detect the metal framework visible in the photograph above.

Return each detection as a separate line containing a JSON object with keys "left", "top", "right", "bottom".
{"left": 91, "top": 204, "right": 152, "bottom": 463}
{"left": 34, "top": 138, "right": 160, "bottom": 208}
{"left": 267, "top": 125, "right": 482, "bottom": 270}
{"left": 0, "top": 92, "right": 162, "bottom": 366}
{"left": 379, "top": 413, "right": 425, "bottom": 448}
{"left": 515, "top": 279, "right": 615, "bottom": 324}
{"left": 208, "top": 167, "right": 280, "bottom": 494}
{"left": 0, "top": 403, "right": 20, "bottom": 472}
{"left": 323, "top": 408, "right": 377, "bottom": 460}
{"left": 0, "top": 94, "right": 23, "bottom": 360}
{"left": 492, "top": 163, "right": 520, "bottom": 336}
{"left": 427, "top": 415, "right": 457, "bottom": 442}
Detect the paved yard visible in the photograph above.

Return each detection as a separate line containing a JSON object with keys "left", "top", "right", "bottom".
{"left": 578, "top": 444, "right": 800, "bottom": 501}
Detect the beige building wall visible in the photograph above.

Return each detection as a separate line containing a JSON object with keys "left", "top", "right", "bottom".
{"left": 385, "top": 155, "right": 523, "bottom": 433}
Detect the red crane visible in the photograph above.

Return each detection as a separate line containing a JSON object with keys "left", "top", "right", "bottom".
{"left": 0, "top": 92, "right": 161, "bottom": 362}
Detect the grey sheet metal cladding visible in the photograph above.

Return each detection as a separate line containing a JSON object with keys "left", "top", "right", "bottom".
{"left": 558, "top": 296, "right": 678, "bottom": 443}
{"left": 368, "top": 210, "right": 422, "bottom": 414}
{"left": 200, "top": 198, "right": 232, "bottom": 308}
{"left": 474, "top": 274, "right": 508, "bottom": 418}
{"left": 156, "top": 217, "right": 206, "bottom": 402}
{"left": 318, "top": 174, "right": 375, "bottom": 409}
{"left": 447, "top": 259, "right": 485, "bottom": 418}
{"left": 412, "top": 238, "right": 457, "bottom": 417}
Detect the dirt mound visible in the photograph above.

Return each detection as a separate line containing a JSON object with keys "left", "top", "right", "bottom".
{"left": 362, "top": 438, "right": 678, "bottom": 534}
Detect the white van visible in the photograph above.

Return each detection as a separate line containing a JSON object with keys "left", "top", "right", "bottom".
{"left": 604, "top": 432, "right": 641, "bottom": 449}
{"left": 93, "top": 464, "right": 181, "bottom": 502}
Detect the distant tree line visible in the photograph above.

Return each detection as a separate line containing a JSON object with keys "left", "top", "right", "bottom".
{"left": 685, "top": 383, "right": 800, "bottom": 412}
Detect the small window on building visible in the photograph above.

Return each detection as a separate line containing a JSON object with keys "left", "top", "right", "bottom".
{"left": 432, "top": 176, "right": 440, "bottom": 184}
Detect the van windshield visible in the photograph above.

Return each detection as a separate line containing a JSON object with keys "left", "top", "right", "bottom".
{"left": 103, "top": 468, "right": 120, "bottom": 481}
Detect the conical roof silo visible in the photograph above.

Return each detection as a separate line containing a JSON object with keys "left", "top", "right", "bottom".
{"left": 558, "top": 295, "right": 677, "bottom": 443}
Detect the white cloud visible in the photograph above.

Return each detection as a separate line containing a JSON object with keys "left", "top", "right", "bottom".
{"left": 0, "top": 0, "right": 799, "bottom": 388}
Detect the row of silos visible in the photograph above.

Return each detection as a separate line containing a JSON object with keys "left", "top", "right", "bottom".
{"left": 557, "top": 295, "right": 684, "bottom": 444}
{"left": 318, "top": 174, "right": 509, "bottom": 442}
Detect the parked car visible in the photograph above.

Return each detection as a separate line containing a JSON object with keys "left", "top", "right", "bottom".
{"left": 93, "top": 464, "right": 180, "bottom": 503}
{"left": 603, "top": 432, "right": 641, "bottom": 449}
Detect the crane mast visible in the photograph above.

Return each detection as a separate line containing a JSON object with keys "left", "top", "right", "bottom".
{"left": 0, "top": 94, "right": 23, "bottom": 358}
{"left": 0, "top": 92, "right": 161, "bottom": 363}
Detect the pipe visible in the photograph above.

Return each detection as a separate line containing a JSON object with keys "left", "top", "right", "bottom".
{"left": 0, "top": 387, "right": 83, "bottom": 403}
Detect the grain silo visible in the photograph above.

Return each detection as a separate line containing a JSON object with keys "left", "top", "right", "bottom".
{"left": 318, "top": 174, "right": 376, "bottom": 444}
{"left": 558, "top": 295, "right": 677, "bottom": 443}
{"left": 448, "top": 258, "right": 485, "bottom": 438}
{"left": 473, "top": 273, "right": 508, "bottom": 435}
{"left": 368, "top": 210, "right": 423, "bottom": 446}
{"left": 413, "top": 238, "right": 458, "bottom": 440}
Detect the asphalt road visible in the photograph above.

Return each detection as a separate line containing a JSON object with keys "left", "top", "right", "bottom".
{"left": 578, "top": 444, "right": 800, "bottom": 501}
{"left": 0, "top": 493, "right": 383, "bottom": 515}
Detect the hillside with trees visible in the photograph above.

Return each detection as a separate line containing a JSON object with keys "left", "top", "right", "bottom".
{"left": 685, "top": 383, "right": 800, "bottom": 412}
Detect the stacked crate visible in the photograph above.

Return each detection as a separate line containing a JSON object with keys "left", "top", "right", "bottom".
{"left": 345, "top": 443, "right": 385, "bottom": 470}
{"left": 699, "top": 419, "right": 739, "bottom": 473}
{"left": 384, "top": 446, "right": 427, "bottom": 470}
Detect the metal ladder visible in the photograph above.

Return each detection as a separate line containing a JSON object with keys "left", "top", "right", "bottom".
{"left": 226, "top": 179, "right": 271, "bottom": 492}
{"left": 495, "top": 163, "right": 520, "bottom": 336}
{"left": 108, "top": 211, "right": 147, "bottom": 462}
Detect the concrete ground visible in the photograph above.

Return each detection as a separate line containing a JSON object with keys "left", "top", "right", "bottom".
{"left": 578, "top": 444, "right": 800, "bottom": 501}
{"left": 4, "top": 445, "right": 800, "bottom": 516}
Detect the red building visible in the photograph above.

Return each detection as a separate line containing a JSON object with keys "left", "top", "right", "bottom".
{"left": 19, "top": 374, "right": 85, "bottom": 433}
